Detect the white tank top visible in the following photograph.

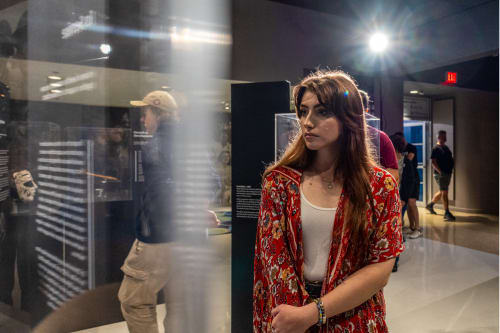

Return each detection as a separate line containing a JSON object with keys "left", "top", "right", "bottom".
{"left": 300, "top": 191, "right": 336, "bottom": 282}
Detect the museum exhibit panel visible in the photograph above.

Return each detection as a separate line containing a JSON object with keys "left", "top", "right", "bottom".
{"left": 231, "top": 81, "right": 291, "bottom": 332}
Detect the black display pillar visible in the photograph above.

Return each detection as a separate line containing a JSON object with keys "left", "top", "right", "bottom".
{"left": 231, "top": 81, "right": 290, "bottom": 332}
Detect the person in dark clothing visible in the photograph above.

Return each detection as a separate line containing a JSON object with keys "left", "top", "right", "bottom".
{"left": 118, "top": 90, "right": 184, "bottom": 333}
{"left": 426, "top": 130, "right": 456, "bottom": 221}
{"left": 119, "top": 91, "right": 219, "bottom": 332}
{"left": 388, "top": 133, "right": 407, "bottom": 273}
{"left": 393, "top": 132, "right": 421, "bottom": 239}
{"left": 395, "top": 132, "right": 422, "bottom": 239}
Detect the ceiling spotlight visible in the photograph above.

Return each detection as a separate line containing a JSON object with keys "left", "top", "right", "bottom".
{"left": 48, "top": 75, "right": 62, "bottom": 80}
{"left": 50, "top": 89, "right": 62, "bottom": 93}
{"left": 100, "top": 43, "right": 112, "bottom": 55}
{"left": 50, "top": 83, "right": 62, "bottom": 87}
{"left": 410, "top": 90, "right": 419, "bottom": 94}
{"left": 369, "top": 33, "right": 389, "bottom": 53}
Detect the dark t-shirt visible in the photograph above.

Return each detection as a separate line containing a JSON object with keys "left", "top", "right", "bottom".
{"left": 402, "top": 143, "right": 419, "bottom": 184}
{"left": 405, "top": 143, "right": 418, "bottom": 171}
{"left": 431, "top": 144, "right": 454, "bottom": 174}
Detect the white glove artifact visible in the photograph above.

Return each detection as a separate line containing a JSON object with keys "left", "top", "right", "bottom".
{"left": 13, "top": 170, "right": 38, "bottom": 202}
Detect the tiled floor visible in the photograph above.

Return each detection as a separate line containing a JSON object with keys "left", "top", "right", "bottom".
{"left": 386, "top": 208, "right": 499, "bottom": 332}
{"left": 1, "top": 209, "right": 498, "bottom": 332}
{"left": 415, "top": 206, "right": 498, "bottom": 254}
{"left": 386, "top": 238, "right": 498, "bottom": 332}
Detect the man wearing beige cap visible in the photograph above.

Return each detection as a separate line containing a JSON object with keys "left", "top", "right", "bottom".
{"left": 118, "top": 90, "right": 184, "bottom": 333}
{"left": 130, "top": 90, "right": 178, "bottom": 134}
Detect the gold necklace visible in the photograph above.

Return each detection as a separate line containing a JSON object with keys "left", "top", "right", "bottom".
{"left": 320, "top": 176, "right": 334, "bottom": 190}
{"left": 309, "top": 170, "right": 335, "bottom": 190}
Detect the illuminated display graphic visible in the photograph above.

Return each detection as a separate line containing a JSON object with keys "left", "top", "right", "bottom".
{"left": 61, "top": 10, "right": 97, "bottom": 40}
{"left": 35, "top": 141, "right": 95, "bottom": 310}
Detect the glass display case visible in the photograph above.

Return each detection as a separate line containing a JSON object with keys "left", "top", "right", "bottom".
{"left": 0, "top": 0, "right": 231, "bottom": 326}
{"left": 275, "top": 113, "right": 300, "bottom": 160}
{"left": 66, "top": 127, "right": 133, "bottom": 202}
{"left": 34, "top": 139, "right": 96, "bottom": 309}
{"left": 366, "top": 113, "right": 381, "bottom": 165}
{"left": 275, "top": 112, "right": 381, "bottom": 163}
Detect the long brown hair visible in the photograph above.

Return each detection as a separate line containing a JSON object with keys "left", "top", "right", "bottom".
{"left": 264, "top": 70, "right": 376, "bottom": 245}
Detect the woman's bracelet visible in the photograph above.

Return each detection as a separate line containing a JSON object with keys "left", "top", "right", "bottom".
{"left": 313, "top": 298, "right": 326, "bottom": 326}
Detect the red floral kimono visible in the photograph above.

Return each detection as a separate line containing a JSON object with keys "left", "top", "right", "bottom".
{"left": 253, "top": 166, "right": 404, "bottom": 332}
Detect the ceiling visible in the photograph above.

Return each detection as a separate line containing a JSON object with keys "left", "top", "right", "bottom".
{"left": 403, "top": 80, "right": 493, "bottom": 97}
{"left": 269, "top": 0, "right": 497, "bottom": 29}
{"left": 0, "top": 1, "right": 237, "bottom": 108}
{"left": 0, "top": 57, "right": 242, "bottom": 109}
{"left": 404, "top": 81, "right": 457, "bottom": 96}
{"left": 0, "top": 0, "right": 497, "bottom": 101}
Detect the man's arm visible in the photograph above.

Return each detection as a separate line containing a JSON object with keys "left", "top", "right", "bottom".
{"left": 431, "top": 158, "right": 441, "bottom": 174}
{"left": 406, "top": 143, "right": 417, "bottom": 161}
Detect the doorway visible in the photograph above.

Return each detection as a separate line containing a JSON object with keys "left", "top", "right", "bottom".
{"left": 403, "top": 120, "right": 431, "bottom": 204}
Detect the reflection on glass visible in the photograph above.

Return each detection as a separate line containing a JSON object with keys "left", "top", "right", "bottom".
{"left": 66, "top": 127, "right": 132, "bottom": 202}
{"left": 0, "top": 0, "right": 230, "bottom": 331}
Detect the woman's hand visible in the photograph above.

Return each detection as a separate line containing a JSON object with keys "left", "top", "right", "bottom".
{"left": 271, "top": 303, "right": 317, "bottom": 333}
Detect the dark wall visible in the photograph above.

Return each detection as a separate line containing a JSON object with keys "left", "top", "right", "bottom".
{"left": 12, "top": 99, "right": 128, "bottom": 129}
{"left": 452, "top": 89, "right": 499, "bottom": 213}
{"left": 406, "top": 55, "right": 499, "bottom": 92}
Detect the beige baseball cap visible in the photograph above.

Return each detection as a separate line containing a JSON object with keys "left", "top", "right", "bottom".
{"left": 130, "top": 90, "right": 177, "bottom": 113}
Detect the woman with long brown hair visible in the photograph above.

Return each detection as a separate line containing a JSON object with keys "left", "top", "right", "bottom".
{"left": 253, "top": 70, "right": 404, "bottom": 332}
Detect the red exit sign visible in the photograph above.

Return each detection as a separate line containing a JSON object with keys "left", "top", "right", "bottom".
{"left": 445, "top": 71, "right": 457, "bottom": 84}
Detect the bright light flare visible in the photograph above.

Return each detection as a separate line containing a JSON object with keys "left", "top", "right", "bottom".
{"left": 100, "top": 43, "right": 111, "bottom": 54}
{"left": 369, "top": 33, "right": 389, "bottom": 53}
